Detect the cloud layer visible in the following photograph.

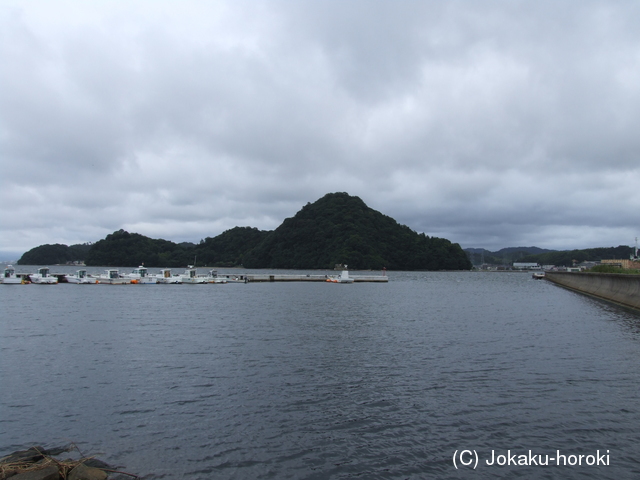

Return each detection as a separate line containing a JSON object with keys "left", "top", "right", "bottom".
{"left": 2, "top": 0, "right": 639, "bottom": 259}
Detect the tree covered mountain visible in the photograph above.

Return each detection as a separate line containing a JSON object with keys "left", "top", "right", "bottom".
{"left": 243, "top": 192, "right": 471, "bottom": 270}
{"left": 17, "top": 192, "right": 472, "bottom": 270}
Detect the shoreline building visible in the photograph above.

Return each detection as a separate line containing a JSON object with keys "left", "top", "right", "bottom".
{"left": 512, "top": 262, "right": 542, "bottom": 270}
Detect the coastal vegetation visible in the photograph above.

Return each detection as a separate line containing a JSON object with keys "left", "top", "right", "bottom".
{"left": 16, "top": 192, "right": 471, "bottom": 270}
{"left": 588, "top": 264, "right": 640, "bottom": 275}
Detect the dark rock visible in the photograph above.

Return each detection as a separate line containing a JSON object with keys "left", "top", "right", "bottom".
{"left": 67, "top": 464, "right": 107, "bottom": 480}
{"left": 0, "top": 447, "right": 45, "bottom": 465}
{"left": 39, "top": 446, "right": 73, "bottom": 457}
{"left": 7, "top": 465, "right": 59, "bottom": 480}
{"left": 81, "top": 459, "right": 111, "bottom": 471}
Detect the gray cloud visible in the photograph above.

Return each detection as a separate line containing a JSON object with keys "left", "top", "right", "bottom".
{"left": 1, "top": 0, "right": 639, "bottom": 260}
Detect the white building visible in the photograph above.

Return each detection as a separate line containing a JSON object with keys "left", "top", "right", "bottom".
{"left": 513, "top": 262, "right": 541, "bottom": 270}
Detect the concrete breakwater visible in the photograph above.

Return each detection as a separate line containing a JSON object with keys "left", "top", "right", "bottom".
{"left": 545, "top": 271, "right": 640, "bottom": 311}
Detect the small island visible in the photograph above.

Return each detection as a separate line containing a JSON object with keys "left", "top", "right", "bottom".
{"left": 17, "top": 192, "right": 472, "bottom": 271}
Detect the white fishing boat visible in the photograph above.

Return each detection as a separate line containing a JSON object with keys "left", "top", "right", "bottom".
{"left": 2, "top": 265, "right": 26, "bottom": 284}
{"left": 125, "top": 266, "right": 158, "bottom": 284}
{"left": 96, "top": 269, "right": 131, "bottom": 284}
{"left": 219, "top": 274, "right": 248, "bottom": 283}
{"left": 65, "top": 269, "right": 97, "bottom": 284}
{"left": 155, "top": 268, "right": 182, "bottom": 284}
{"left": 326, "top": 269, "right": 354, "bottom": 284}
{"left": 180, "top": 266, "right": 207, "bottom": 284}
{"left": 204, "top": 269, "right": 227, "bottom": 284}
{"left": 30, "top": 267, "right": 58, "bottom": 284}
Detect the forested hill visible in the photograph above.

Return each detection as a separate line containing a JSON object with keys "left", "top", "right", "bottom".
{"left": 242, "top": 192, "right": 471, "bottom": 270}
{"left": 85, "top": 230, "right": 193, "bottom": 267}
{"left": 83, "top": 227, "right": 268, "bottom": 267}
{"left": 17, "top": 192, "right": 472, "bottom": 270}
{"left": 17, "top": 243, "right": 92, "bottom": 265}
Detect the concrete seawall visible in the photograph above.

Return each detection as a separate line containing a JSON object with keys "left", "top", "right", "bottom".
{"left": 545, "top": 272, "right": 640, "bottom": 310}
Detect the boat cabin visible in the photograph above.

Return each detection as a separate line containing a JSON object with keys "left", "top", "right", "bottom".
{"left": 132, "top": 266, "right": 149, "bottom": 277}
{"left": 4, "top": 266, "right": 15, "bottom": 278}
{"left": 107, "top": 269, "right": 120, "bottom": 279}
{"left": 38, "top": 267, "right": 51, "bottom": 277}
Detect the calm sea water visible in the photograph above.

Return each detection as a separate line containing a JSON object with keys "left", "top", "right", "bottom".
{"left": 2, "top": 268, "right": 640, "bottom": 479}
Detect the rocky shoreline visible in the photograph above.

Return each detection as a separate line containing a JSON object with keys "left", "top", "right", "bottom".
{"left": 0, "top": 445, "right": 138, "bottom": 480}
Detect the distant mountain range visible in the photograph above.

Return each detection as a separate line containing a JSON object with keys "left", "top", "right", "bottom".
{"left": 18, "top": 192, "right": 472, "bottom": 271}
{"left": 464, "top": 245, "right": 635, "bottom": 267}
{"left": 464, "top": 246, "right": 555, "bottom": 265}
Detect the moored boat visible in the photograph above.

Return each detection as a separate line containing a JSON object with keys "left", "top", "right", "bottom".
{"left": 326, "top": 269, "right": 354, "bottom": 283}
{"left": 180, "top": 266, "right": 207, "bottom": 284}
{"left": 125, "top": 266, "right": 158, "bottom": 284}
{"left": 65, "top": 269, "right": 98, "bottom": 284}
{"left": 155, "top": 268, "right": 182, "bottom": 284}
{"left": 30, "top": 267, "right": 58, "bottom": 284}
{"left": 2, "top": 265, "right": 27, "bottom": 284}
{"left": 203, "top": 269, "right": 227, "bottom": 284}
{"left": 219, "top": 274, "right": 248, "bottom": 283}
{"left": 97, "top": 269, "right": 131, "bottom": 284}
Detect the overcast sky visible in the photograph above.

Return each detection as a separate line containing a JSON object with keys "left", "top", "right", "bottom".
{"left": 2, "top": 0, "right": 639, "bottom": 260}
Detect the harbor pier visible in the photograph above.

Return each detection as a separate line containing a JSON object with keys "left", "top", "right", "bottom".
{"left": 244, "top": 273, "right": 388, "bottom": 283}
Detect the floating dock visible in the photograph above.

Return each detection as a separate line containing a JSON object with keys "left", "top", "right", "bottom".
{"left": 244, "top": 274, "right": 388, "bottom": 283}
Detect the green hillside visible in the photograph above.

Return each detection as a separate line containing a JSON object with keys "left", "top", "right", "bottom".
{"left": 242, "top": 192, "right": 471, "bottom": 270}
{"left": 194, "top": 227, "right": 270, "bottom": 267}
{"left": 85, "top": 230, "right": 190, "bottom": 267}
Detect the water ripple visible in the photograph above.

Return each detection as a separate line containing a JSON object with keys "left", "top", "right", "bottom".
{"left": 1, "top": 272, "right": 640, "bottom": 478}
